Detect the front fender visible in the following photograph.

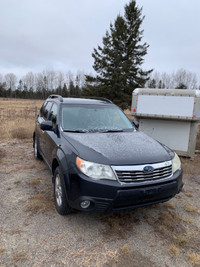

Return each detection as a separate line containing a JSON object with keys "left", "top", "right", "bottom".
{"left": 52, "top": 148, "right": 72, "bottom": 197}
{"left": 53, "top": 148, "right": 69, "bottom": 174}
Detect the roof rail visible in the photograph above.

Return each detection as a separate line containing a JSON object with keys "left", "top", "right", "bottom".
{"left": 48, "top": 94, "right": 63, "bottom": 102}
{"left": 85, "top": 97, "right": 113, "bottom": 104}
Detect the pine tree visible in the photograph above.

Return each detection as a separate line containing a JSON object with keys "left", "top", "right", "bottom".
{"left": 62, "top": 83, "right": 69, "bottom": 97}
{"left": 175, "top": 83, "right": 187, "bottom": 89}
{"left": 69, "top": 80, "right": 76, "bottom": 96}
{"left": 84, "top": 0, "right": 152, "bottom": 106}
{"left": 149, "top": 79, "right": 156, "bottom": 88}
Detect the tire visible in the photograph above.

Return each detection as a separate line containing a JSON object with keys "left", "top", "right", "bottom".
{"left": 33, "top": 135, "right": 42, "bottom": 160}
{"left": 53, "top": 167, "right": 73, "bottom": 215}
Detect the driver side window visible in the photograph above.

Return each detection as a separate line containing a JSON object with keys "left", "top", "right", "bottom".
{"left": 48, "top": 103, "right": 58, "bottom": 127}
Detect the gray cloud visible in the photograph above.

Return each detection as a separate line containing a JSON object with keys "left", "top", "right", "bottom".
{"left": 0, "top": 0, "right": 200, "bottom": 77}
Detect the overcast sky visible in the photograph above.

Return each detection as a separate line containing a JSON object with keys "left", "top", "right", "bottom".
{"left": 1, "top": 0, "right": 200, "bottom": 78}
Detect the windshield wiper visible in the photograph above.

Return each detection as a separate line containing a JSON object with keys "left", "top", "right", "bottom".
{"left": 98, "top": 129, "right": 124, "bottom": 133}
{"left": 63, "top": 129, "right": 87, "bottom": 133}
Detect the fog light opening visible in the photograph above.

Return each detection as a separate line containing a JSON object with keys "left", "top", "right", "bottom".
{"left": 80, "top": 200, "right": 91, "bottom": 209}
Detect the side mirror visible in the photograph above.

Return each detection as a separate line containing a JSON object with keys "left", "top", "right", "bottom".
{"left": 133, "top": 120, "right": 139, "bottom": 129}
{"left": 40, "top": 120, "right": 53, "bottom": 131}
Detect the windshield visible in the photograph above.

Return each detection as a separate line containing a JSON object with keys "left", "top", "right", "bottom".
{"left": 61, "top": 104, "right": 134, "bottom": 132}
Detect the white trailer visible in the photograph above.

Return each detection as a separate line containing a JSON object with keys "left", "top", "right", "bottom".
{"left": 131, "top": 89, "right": 200, "bottom": 157}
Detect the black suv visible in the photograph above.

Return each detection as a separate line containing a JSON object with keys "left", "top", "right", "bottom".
{"left": 33, "top": 95, "right": 183, "bottom": 215}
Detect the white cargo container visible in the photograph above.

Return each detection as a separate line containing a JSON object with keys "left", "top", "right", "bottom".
{"left": 131, "top": 89, "right": 200, "bottom": 157}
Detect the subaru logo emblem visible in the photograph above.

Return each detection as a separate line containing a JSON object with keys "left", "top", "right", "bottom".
{"left": 143, "top": 166, "right": 154, "bottom": 173}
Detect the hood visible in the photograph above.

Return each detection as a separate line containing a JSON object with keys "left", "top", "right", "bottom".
{"left": 62, "top": 131, "right": 172, "bottom": 165}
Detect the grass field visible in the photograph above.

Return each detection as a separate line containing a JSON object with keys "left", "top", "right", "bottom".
{"left": 0, "top": 98, "right": 43, "bottom": 141}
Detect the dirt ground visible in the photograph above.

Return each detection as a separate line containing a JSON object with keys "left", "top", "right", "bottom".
{"left": 0, "top": 139, "right": 200, "bottom": 267}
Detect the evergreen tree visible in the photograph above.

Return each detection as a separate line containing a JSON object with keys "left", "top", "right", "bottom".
{"left": 158, "top": 80, "right": 162, "bottom": 89}
{"left": 149, "top": 79, "right": 156, "bottom": 88}
{"left": 69, "top": 80, "right": 76, "bottom": 96}
{"left": 175, "top": 83, "right": 187, "bottom": 89}
{"left": 84, "top": 0, "right": 152, "bottom": 106}
{"left": 62, "top": 83, "right": 69, "bottom": 97}
{"left": 0, "top": 82, "right": 6, "bottom": 97}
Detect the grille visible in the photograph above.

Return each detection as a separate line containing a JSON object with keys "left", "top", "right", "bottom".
{"left": 113, "top": 162, "right": 172, "bottom": 184}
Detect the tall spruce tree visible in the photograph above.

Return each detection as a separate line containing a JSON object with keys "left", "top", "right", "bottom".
{"left": 84, "top": 0, "right": 152, "bottom": 106}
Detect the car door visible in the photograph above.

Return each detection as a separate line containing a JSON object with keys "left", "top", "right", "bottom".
{"left": 43, "top": 103, "right": 59, "bottom": 167}
{"left": 36, "top": 101, "right": 47, "bottom": 154}
{"left": 37, "top": 101, "right": 53, "bottom": 158}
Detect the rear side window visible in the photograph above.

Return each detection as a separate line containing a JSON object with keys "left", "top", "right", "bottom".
{"left": 48, "top": 103, "right": 58, "bottom": 126}
{"left": 43, "top": 102, "right": 53, "bottom": 119}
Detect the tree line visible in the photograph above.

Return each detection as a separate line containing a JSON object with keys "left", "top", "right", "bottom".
{"left": 0, "top": 70, "right": 86, "bottom": 99}
{"left": 147, "top": 69, "right": 198, "bottom": 90}
{"left": 0, "top": 68, "right": 198, "bottom": 99}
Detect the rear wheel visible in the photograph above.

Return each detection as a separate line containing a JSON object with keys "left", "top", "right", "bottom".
{"left": 33, "top": 135, "right": 42, "bottom": 159}
{"left": 53, "top": 167, "right": 73, "bottom": 215}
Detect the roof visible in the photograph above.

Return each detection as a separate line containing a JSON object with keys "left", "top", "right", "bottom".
{"left": 62, "top": 98, "right": 113, "bottom": 105}
{"left": 47, "top": 95, "right": 113, "bottom": 105}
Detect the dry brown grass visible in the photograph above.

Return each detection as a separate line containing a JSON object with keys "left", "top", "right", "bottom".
{"left": 145, "top": 207, "right": 186, "bottom": 246}
{"left": 0, "top": 98, "right": 43, "bottom": 141}
{"left": 124, "top": 109, "right": 134, "bottom": 121}
{"left": 164, "top": 202, "right": 176, "bottom": 209}
{"left": 104, "top": 246, "right": 155, "bottom": 267}
{"left": 0, "top": 148, "right": 6, "bottom": 162}
{"left": 11, "top": 127, "right": 32, "bottom": 139}
{"left": 25, "top": 192, "right": 54, "bottom": 214}
{"left": 0, "top": 247, "right": 6, "bottom": 254}
{"left": 64, "top": 244, "right": 154, "bottom": 267}
{"left": 184, "top": 203, "right": 200, "bottom": 215}
{"left": 168, "top": 244, "right": 179, "bottom": 256}
{"left": 181, "top": 154, "right": 200, "bottom": 175}
{"left": 11, "top": 251, "right": 27, "bottom": 263}
{"left": 196, "top": 124, "right": 200, "bottom": 150}
{"left": 187, "top": 252, "right": 200, "bottom": 266}
{"left": 100, "top": 210, "right": 139, "bottom": 240}
{"left": 27, "top": 177, "right": 43, "bottom": 186}
{"left": 182, "top": 189, "right": 193, "bottom": 198}
{"left": 173, "top": 234, "right": 189, "bottom": 247}
{"left": 10, "top": 228, "right": 22, "bottom": 235}
{"left": 145, "top": 205, "right": 200, "bottom": 259}
{"left": 181, "top": 216, "right": 194, "bottom": 224}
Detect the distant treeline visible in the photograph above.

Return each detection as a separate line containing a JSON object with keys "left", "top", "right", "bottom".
{"left": 0, "top": 68, "right": 199, "bottom": 100}
{"left": 0, "top": 70, "right": 86, "bottom": 99}
{"left": 147, "top": 69, "right": 198, "bottom": 90}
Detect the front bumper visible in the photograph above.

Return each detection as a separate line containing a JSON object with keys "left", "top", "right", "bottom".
{"left": 66, "top": 168, "right": 183, "bottom": 212}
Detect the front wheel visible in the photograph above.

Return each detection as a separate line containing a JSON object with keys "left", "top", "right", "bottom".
{"left": 53, "top": 167, "right": 73, "bottom": 215}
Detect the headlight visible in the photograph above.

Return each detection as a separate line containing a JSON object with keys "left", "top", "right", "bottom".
{"left": 76, "top": 157, "right": 116, "bottom": 180}
{"left": 172, "top": 153, "right": 181, "bottom": 173}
